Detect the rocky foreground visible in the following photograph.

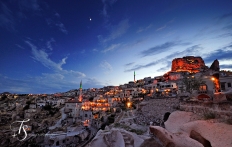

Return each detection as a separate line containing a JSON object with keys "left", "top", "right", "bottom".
{"left": 150, "top": 111, "right": 232, "bottom": 147}
{"left": 87, "top": 98, "right": 232, "bottom": 147}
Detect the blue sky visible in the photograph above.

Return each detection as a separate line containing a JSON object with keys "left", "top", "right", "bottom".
{"left": 0, "top": 0, "right": 232, "bottom": 94}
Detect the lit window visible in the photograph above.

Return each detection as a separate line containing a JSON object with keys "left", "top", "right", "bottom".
{"left": 199, "top": 84, "right": 207, "bottom": 91}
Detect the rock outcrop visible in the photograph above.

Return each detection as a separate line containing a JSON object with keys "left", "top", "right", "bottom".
{"left": 89, "top": 128, "right": 146, "bottom": 147}
{"left": 190, "top": 130, "right": 212, "bottom": 147}
{"left": 140, "top": 137, "right": 163, "bottom": 147}
{"left": 209, "top": 59, "right": 220, "bottom": 71}
{"left": 171, "top": 56, "right": 207, "bottom": 73}
{"left": 161, "top": 111, "right": 232, "bottom": 147}
{"left": 89, "top": 129, "right": 125, "bottom": 147}
{"left": 149, "top": 125, "right": 203, "bottom": 147}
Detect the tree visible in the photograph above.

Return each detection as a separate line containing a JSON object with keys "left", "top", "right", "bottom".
{"left": 89, "top": 96, "right": 94, "bottom": 101}
{"left": 43, "top": 105, "right": 52, "bottom": 110}
{"left": 181, "top": 75, "right": 205, "bottom": 94}
{"left": 23, "top": 104, "right": 29, "bottom": 110}
{"left": 108, "top": 116, "right": 115, "bottom": 123}
{"left": 100, "top": 116, "right": 104, "bottom": 122}
{"left": 26, "top": 100, "right": 31, "bottom": 105}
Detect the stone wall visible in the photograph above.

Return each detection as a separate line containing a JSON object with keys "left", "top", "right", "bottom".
{"left": 180, "top": 100, "right": 232, "bottom": 119}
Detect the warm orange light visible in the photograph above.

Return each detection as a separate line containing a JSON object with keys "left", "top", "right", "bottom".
{"left": 211, "top": 77, "right": 215, "bottom": 81}
{"left": 127, "top": 102, "right": 131, "bottom": 108}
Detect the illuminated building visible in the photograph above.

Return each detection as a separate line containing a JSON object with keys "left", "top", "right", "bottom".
{"left": 81, "top": 95, "right": 110, "bottom": 112}
{"left": 64, "top": 80, "right": 83, "bottom": 123}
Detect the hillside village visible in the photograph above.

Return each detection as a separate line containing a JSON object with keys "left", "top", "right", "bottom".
{"left": 0, "top": 56, "right": 232, "bottom": 147}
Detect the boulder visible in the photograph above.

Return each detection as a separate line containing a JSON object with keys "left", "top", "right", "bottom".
{"left": 90, "top": 129, "right": 125, "bottom": 147}
{"left": 140, "top": 137, "right": 163, "bottom": 147}
{"left": 190, "top": 130, "right": 212, "bottom": 147}
{"left": 164, "top": 111, "right": 199, "bottom": 133}
{"left": 149, "top": 126, "right": 203, "bottom": 147}
{"left": 149, "top": 126, "right": 175, "bottom": 146}
{"left": 165, "top": 111, "right": 232, "bottom": 147}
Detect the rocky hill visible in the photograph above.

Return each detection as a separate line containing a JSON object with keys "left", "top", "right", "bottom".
{"left": 171, "top": 56, "right": 208, "bottom": 73}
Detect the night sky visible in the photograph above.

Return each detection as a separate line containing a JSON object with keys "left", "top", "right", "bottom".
{"left": 1, "top": 0, "right": 232, "bottom": 94}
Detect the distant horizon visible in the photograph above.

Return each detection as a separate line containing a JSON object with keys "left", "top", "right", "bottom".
{"left": 0, "top": 55, "right": 230, "bottom": 94}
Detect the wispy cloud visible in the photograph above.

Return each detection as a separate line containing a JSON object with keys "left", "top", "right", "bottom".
{"left": 157, "top": 45, "right": 202, "bottom": 72}
{"left": 215, "top": 33, "right": 232, "bottom": 38}
{"left": 119, "top": 39, "right": 146, "bottom": 52}
{"left": 218, "top": 12, "right": 232, "bottom": 20}
{"left": 55, "top": 22, "right": 68, "bottom": 34}
{"left": 124, "top": 62, "right": 134, "bottom": 67}
{"left": 156, "top": 25, "right": 166, "bottom": 31}
{"left": 157, "top": 64, "right": 171, "bottom": 72}
{"left": 140, "top": 41, "right": 190, "bottom": 57}
{"left": 102, "top": 43, "right": 121, "bottom": 53}
{"left": 203, "top": 43, "right": 232, "bottom": 64}
{"left": 222, "top": 24, "right": 232, "bottom": 30}
{"left": 25, "top": 41, "right": 66, "bottom": 71}
{"left": 165, "top": 45, "right": 202, "bottom": 59}
{"left": 137, "top": 24, "right": 152, "bottom": 33}
{"left": 100, "top": 60, "right": 113, "bottom": 74}
{"left": 81, "top": 49, "right": 85, "bottom": 54}
{"left": 46, "top": 18, "right": 53, "bottom": 25}
{"left": 18, "top": 0, "right": 41, "bottom": 11}
{"left": 124, "top": 60, "right": 164, "bottom": 72}
{"left": 130, "top": 39, "right": 145, "bottom": 46}
{"left": 195, "top": 14, "right": 232, "bottom": 39}
{"left": 66, "top": 70, "right": 86, "bottom": 78}
{"left": 25, "top": 40, "right": 85, "bottom": 78}
{"left": 141, "top": 42, "right": 177, "bottom": 57}
{"left": 55, "top": 12, "right": 60, "bottom": 18}
{"left": 101, "top": 0, "right": 117, "bottom": 18}
{"left": 15, "top": 44, "right": 25, "bottom": 50}
{"left": 84, "top": 77, "right": 104, "bottom": 87}
{"left": 92, "top": 48, "right": 98, "bottom": 52}
{"left": 46, "top": 38, "right": 55, "bottom": 51}
{"left": 0, "top": 1, "right": 43, "bottom": 31}
{"left": 0, "top": 2, "right": 15, "bottom": 31}
{"left": 164, "top": 30, "right": 176, "bottom": 37}
{"left": 99, "top": 19, "right": 130, "bottom": 43}
{"left": 42, "top": 73, "right": 64, "bottom": 80}
{"left": 220, "top": 64, "right": 232, "bottom": 69}
{"left": 46, "top": 19, "right": 68, "bottom": 34}
{"left": 156, "top": 18, "right": 175, "bottom": 32}
{"left": 125, "top": 45, "right": 201, "bottom": 72}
